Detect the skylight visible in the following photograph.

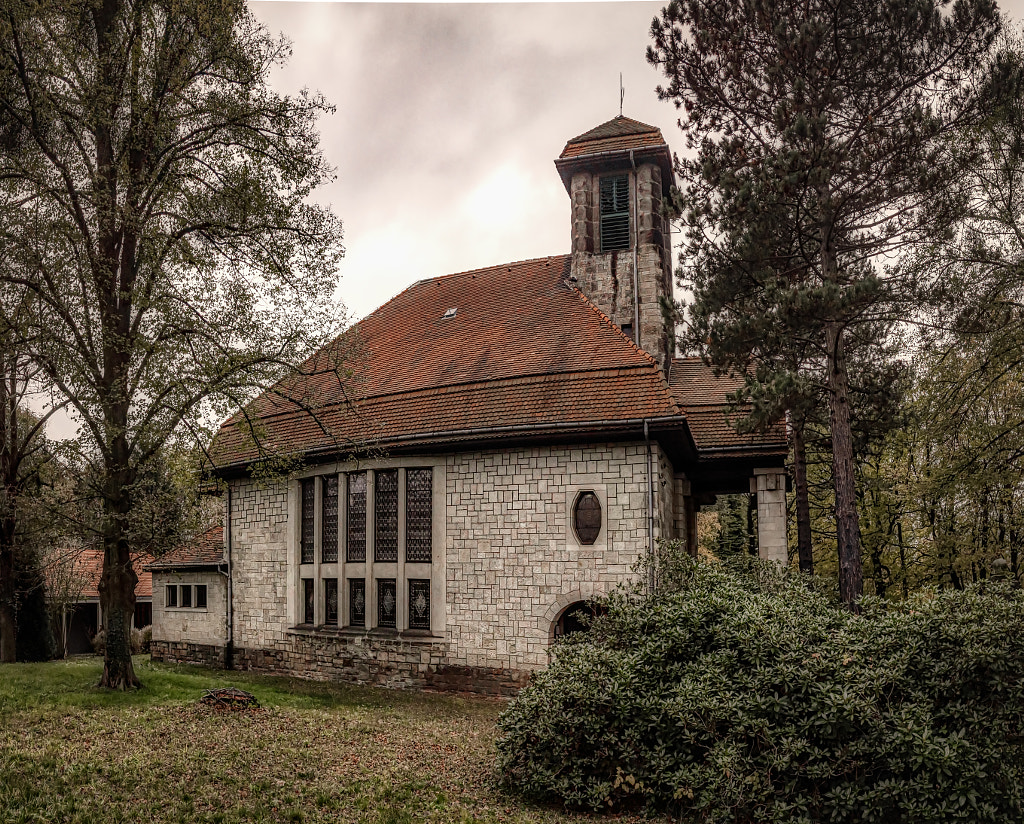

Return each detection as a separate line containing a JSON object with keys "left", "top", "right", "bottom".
{"left": 442, "top": 307, "right": 457, "bottom": 319}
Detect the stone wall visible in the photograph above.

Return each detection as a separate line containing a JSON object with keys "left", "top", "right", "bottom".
{"left": 152, "top": 570, "right": 227, "bottom": 647}
{"left": 216, "top": 441, "right": 674, "bottom": 692}
{"left": 232, "top": 631, "right": 528, "bottom": 696}
{"left": 150, "top": 640, "right": 226, "bottom": 668}
{"left": 444, "top": 441, "right": 669, "bottom": 670}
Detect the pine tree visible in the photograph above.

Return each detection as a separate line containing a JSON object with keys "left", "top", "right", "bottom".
{"left": 649, "top": 0, "right": 1001, "bottom": 605}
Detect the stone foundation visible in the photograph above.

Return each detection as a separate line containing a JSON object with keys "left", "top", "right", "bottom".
{"left": 151, "top": 639, "right": 226, "bottom": 668}
{"left": 155, "top": 632, "right": 530, "bottom": 696}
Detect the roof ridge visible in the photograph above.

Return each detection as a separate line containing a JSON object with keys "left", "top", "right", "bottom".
{"left": 406, "top": 253, "right": 570, "bottom": 288}
{"left": 565, "top": 283, "right": 683, "bottom": 417}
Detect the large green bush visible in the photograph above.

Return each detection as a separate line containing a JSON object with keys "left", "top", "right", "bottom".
{"left": 496, "top": 556, "right": 1024, "bottom": 822}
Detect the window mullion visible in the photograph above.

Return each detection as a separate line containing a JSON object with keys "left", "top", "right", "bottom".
{"left": 397, "top": 467, "right": 406, "bottom": 631}
{"left": 367, "top": 470, "right": 376, "bottom": 627}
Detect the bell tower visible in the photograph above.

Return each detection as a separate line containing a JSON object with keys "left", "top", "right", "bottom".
{"left": 555, "top": 115, "right": 675, "bottom": 371}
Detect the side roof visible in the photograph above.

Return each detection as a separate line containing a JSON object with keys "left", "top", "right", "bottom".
{"left": 146, "top": 525, "right": 224, "bottom": 570}
{"left": 211, "top": 256, "right": 688, "bottom": 469}
{"left": 668, "top": 358, "right": 788, "bottom": 457}
{"left": 48, "top": 548, "right": 153, "bottom": 600}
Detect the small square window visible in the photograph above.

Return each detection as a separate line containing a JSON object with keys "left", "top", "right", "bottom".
{"left": 195, "top": 585, "right": 207, "bottom": 609}
{"left": 180, "top": 585, "right": 192, "bottom": 608}
{"left": 325, "top": 578, "right": 339, "bottom": 625}
{"left": 166, "top": 585, "right": 177, "bottom": 608}
{"left": 349, "top": 578, "right": 366, "bottom": 628}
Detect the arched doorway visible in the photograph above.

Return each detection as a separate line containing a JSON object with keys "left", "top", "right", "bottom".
{"left": 552, "top": 600, "right": 607, "bottom": 639}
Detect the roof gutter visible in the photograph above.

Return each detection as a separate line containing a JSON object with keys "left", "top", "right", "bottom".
{"left": 212, "top": 414, "right": 698, "bottom": 475}
{"left": 645, "top": 419, "right": 656, "bottom": 594}
{"left": 220, "top": 484, "right": 234, "bottom": 669}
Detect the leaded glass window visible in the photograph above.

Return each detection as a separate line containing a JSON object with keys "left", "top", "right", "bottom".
{"left": 408, "top": 580, "right": 430, "bottom": 630}
{"left": 375, "top": 470, "right": 399, "bottom": 562}
{"left": 195, "top": 585, "right": 208, "bottom": 609}
{"left": 302, "top": 578, "right": 314, "bottom": 624}
{"left": 405, "top": 468, "right": 432, "bottom": 563}
{"left": 377, "top": 578, "right": 397, "bottom": 628}
{"left": 322, "top": 475, "right": 338, "bottom": 563}
{"left": 600, "top": 175, "right": 630, "bottom": 252}
{"left": 300, "top": 478, "right": 315, "bottom": 564}
{"left": 349, "top": 578, "right": 366, "bottom": 627}
{"left": 325, "top": 578, "right": 338, "bottom": 625}
{"left": 347, "top": 472, "right": 366, "bottom": 562}
{"left": 166, "top": 585, "right": 177, "bottom": 608}
{"left": 181, "top": 585, "right": 192, "bottom": 608}
{"left": 574, "top": 491, "right": 602, "bottom": 545}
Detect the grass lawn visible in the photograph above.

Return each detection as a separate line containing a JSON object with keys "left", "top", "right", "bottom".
{"left": 0, "top": 657, "right": 653, "bottom": 824}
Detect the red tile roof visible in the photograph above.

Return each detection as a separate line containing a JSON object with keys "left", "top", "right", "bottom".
{"left": 147, "top": 525, "right": 224, "bottom": 569}
{"left": 51, "top": 548, "right": 153, "bottom": 600}
{"left": 212, "top": 256, "right": 685, "bottom": 467}
{"left": 559, "top": 115, "right": 668, "bottom": 159}
{"left": 669, "top": 358, "right": 788, "bottom": 455}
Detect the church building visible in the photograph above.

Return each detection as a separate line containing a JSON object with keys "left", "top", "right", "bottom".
{"left": 149, "top": 116, "right": 788, "bottom": 694}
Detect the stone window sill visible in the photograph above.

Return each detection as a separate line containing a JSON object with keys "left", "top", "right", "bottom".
{"left": 287, "top": 625, "right": 443, "bottom": 644}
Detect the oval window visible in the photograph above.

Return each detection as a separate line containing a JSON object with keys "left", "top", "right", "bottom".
{"left": 573, "top": 491, "right": 602, "bottom": 545}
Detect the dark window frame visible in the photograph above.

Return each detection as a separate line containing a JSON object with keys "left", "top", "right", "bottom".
{"left": 322, "top": 475, "right": 339, "bottom": 563}
{"left": 346, "top": 472, "right": 367, "bottom": 562}
{"left": 573, "top": 491, "right": 602, "bottom": 545}
{"left": 599, "top": 174, "right": 630, "bottom": 252}
{"left": 325, "top": 578, "right": 339, "bottom": 625}
{"left": 300, "top": 478, "right": 315, "bottom": 564}
{"left": 377, "top": 578, "right": 397, "bottom": 629}
{"left": 349, "top": 578, "right": 366, "bottom": 628}
{"left": 408, "top": 579, "right": 430, "bottom": 630}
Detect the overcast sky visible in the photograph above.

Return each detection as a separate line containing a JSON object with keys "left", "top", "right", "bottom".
{"left": 249, "top": 0, "right": 681, "bottom": 321}
{"left": 250, "top": 0, "right": 1024, "bottom": 322}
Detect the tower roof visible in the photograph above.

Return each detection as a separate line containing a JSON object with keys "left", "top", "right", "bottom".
{"left": 554, "top": 115, "right": 675, "bottom": 193}
{"left": 559, "top": 115, "right": 667, "bottom": 159}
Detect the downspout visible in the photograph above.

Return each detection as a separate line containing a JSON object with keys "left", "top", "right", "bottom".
{"left": 644, "top": 419, "right": 655, "bottom": 593}
{"left": 630, "top": 149, "right": 640, "bottom": 348}
{"left": 220, "top": 484, "right": 234, "bottom": 669}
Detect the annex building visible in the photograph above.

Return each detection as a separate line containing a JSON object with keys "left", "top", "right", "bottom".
{"left": 149, "top": 115, "right": 788, "bottom": 694}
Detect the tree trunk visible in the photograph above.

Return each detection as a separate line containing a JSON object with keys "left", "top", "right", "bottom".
{"left": 97, "top": 431, "right": 140, "bottom": 688}
{"left": 0, "top": 517, "right": 15, "bottom": 663}
{"left": 0, "top": 355, "right": 16, "bottom": 663}
{"left": 825, "top": 321, "right": 863, "bottom": 607}
{"left": 791, "top": 418, "right": 814, "bottom": 575}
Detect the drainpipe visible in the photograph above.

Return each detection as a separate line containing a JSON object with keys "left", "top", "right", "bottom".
{"left": 644, "top": 419, "right": 655, "bottom": 593}
{"left": 630, "top": 149, "right": 640, "bottom": 348}
{"left": 220, "top": 485, "right": 234, "bottom": 669}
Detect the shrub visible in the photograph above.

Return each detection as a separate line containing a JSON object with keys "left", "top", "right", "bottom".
{"left": 137, "top": 624, "right": 152, "bottom": 654}
{"left": 92, "top": 626, "right": 150, "bottom": 656}
{"left": 496, "top": 555, "right": 1024, "bottom": 822}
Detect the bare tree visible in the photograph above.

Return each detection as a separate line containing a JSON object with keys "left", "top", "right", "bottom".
{"left": 0, "top": 0, "right": 345, "bottom": 687}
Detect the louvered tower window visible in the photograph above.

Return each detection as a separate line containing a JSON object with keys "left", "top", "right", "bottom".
{"left": 600, "top": 175, "right": 630, "bottom": 251}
